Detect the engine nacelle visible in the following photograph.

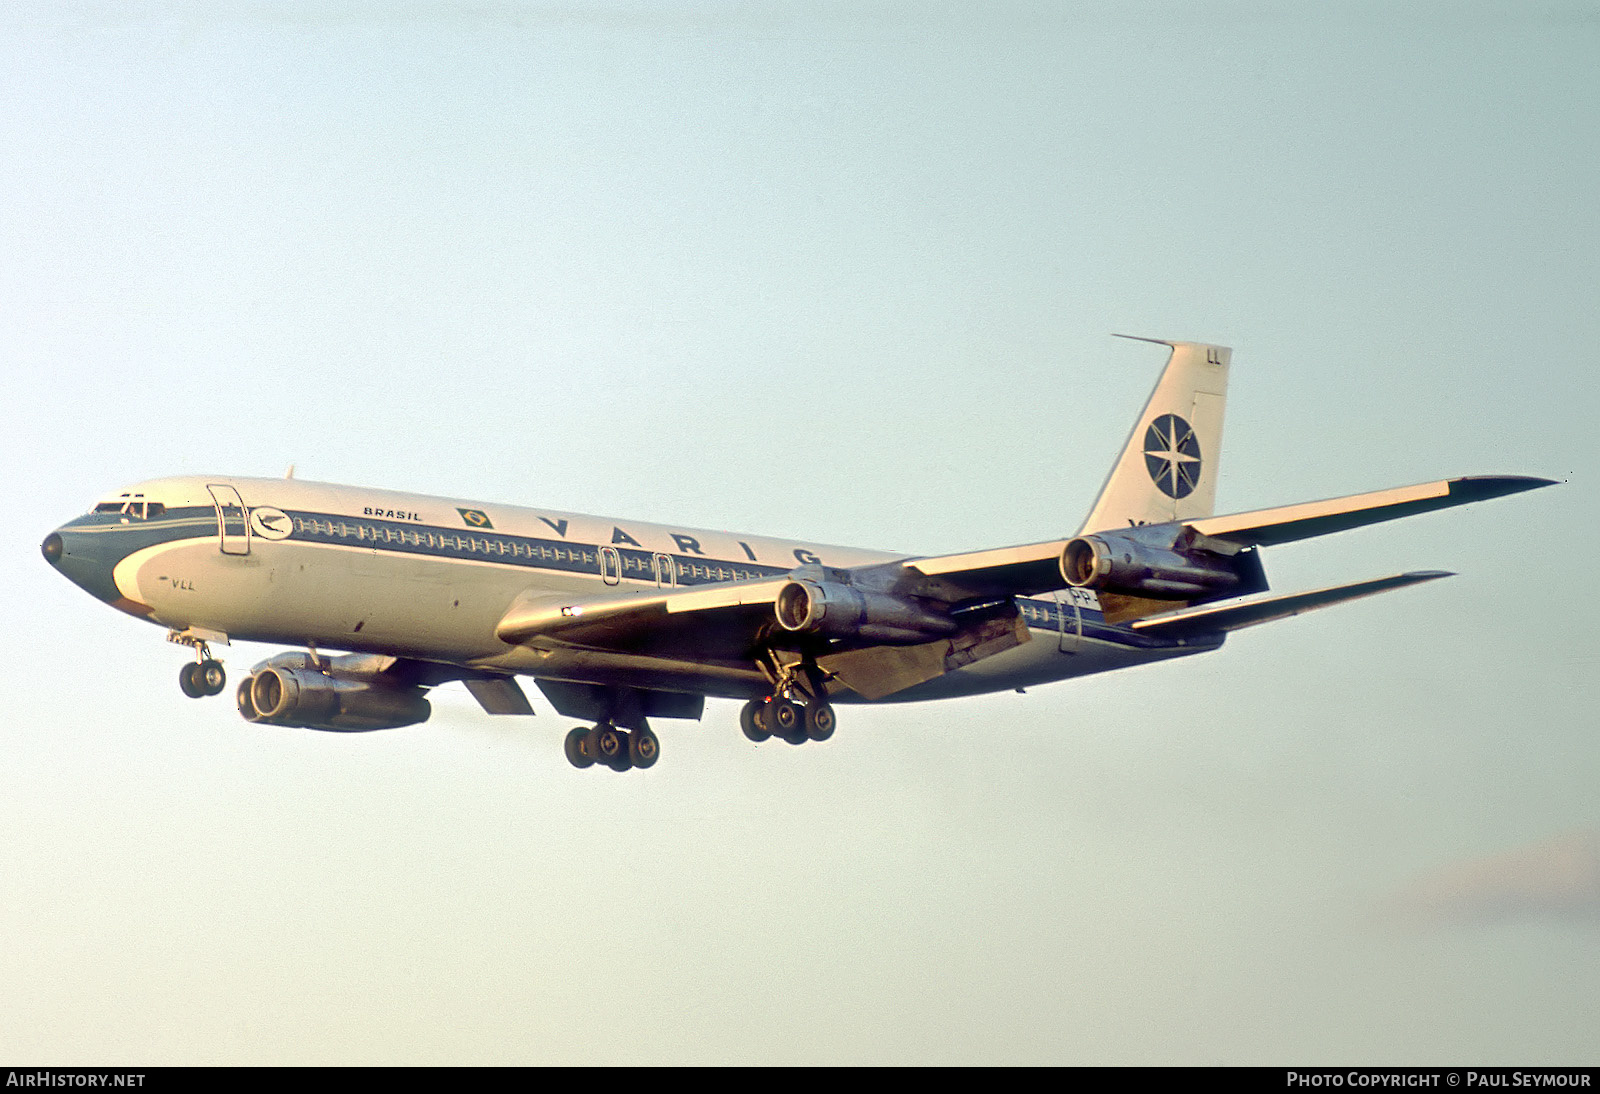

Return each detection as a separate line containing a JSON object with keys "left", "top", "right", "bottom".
{"left": 774, "top": 579, "right": 958, "bottom": 644}
{"left": 238, "top": 661, "right": 431, "bottom": 732}
{"left": 1060, "top": 534, "right": 1250, "bottom": 599}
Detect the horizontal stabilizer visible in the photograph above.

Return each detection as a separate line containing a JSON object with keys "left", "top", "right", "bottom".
{"left": 1130, "top": 571, "right": 1453, "bottom": 638}
{"left": 1190, "top": 476, "right": 1556, "bottom": 548}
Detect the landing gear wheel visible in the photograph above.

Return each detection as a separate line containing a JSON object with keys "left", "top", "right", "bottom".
{"left": 565, "top": 726, "right": 596, "bottom": 769}
{"left": 805, "top": 702, "right": 836, "bottom": 742}
{"left": 629, "top": 727, "right": 660, "bottom": 769}
{"left": 740, "top": 698, "right": 772, "bottom": 742}
{"left": 767, "top": 698, "right": 805, "bottom": 744}
{"left": 179, "top": 662, "right": 204, "bottom": 698}
{"left": 594, "top": 724, "right": 631, "bottom": 771}
{"left": 198, "top": 659, "right": 226, "bottom": 696}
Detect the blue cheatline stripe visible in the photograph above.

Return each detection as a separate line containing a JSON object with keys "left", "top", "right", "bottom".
{"left": 66, "top": 505, "right": 1194, "bottom": 651}
{"left": 283, "top": 509, "right": 795, "bottom": 587}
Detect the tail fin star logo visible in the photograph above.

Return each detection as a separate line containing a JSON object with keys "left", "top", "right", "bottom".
{"left": 1143, "top": 414, "right": 1202, "bottom": 499}
{"left": 458, "top": 508, "right": 494, "bottom": 529}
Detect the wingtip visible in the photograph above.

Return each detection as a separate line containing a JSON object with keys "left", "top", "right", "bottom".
{"left": 1448, "top": 475, "right": 1562, "bottom": 501}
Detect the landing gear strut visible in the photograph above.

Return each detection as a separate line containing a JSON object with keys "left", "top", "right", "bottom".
{"left": 565, "top": 722, "right": 659, "bottom": 772}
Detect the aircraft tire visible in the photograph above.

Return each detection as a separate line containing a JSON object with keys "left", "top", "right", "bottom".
{"left": 594, "top": 724, "right": 629, "bottom": 770}
{"left": 629, "top": 727, "right": 659, "bottom": 769}
{"left": 565, "top": 726, "right": 595, "bottom": 769}
{"left": 740, "top": 699, "right": 771, "bottom": 742}
{"left": 198, "top": 659, "right": 227, "bottom": 696}
{"left": 179, "top": 662, "right": 205, "bottom": 699}
{"left": 767, "top": 698, "right": 805, "bottom": 744}
{"left": 805, "top": 702, "right": 836, "bottom": 742}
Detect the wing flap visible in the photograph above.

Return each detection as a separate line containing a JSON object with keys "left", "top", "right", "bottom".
{"left": 1130, "top": 570, "right": 1452, "bottom": 639}
{"left": 463, "top": 676, "right": 535, "bottom": 715}
{"left": 495, "top": 578, "right": 790, "bottom": 659}
{"left": 533, "top": 679, "right": 704, "bottom": 728}
{"left": 816, "top": 612, "right": 1031, "bottom": 700}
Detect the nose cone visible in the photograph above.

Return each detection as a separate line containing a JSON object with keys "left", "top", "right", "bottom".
{"left": 42, "top": 521, "right": 129, "bottom": 608}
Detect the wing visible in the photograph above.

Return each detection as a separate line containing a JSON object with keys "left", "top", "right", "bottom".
{"left": 492, "top": 475, "right": 1552, "bottom": 699}
{"left": 901, "top": 540, "right": 1070, "bottom": 598}
{"left": 493, "top": 572, "right": 1033, "bottom": 701}
{"left": 899, "top": 475, "right": 1555, "bottom": 601}
{"left": 1187, "top": 475, "right": 1556, "bottom": 548}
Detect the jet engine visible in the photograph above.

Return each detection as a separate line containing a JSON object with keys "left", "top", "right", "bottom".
{"left": 237, "top": 653, "right": 431, "bottom": 732}
{"left": 1060, "top": 530, "right": 1263, "bottom": 601}
{"left": 774, "top": 579, "right": 958, "bottom": 644}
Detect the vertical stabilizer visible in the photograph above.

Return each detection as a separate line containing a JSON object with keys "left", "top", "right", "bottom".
{"left": 1078, "top": 337, "right": 1231, "bottom": 534}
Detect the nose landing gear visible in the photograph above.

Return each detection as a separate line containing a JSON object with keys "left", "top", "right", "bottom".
{"left": 179, "top": 659, "right": 227, "bottom": 698}
{"left": 170, "top": 631, "right": 227, "bottom": 698}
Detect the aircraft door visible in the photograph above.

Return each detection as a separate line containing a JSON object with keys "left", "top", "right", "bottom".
{"left": 598, "top": 545, "right": 622, "bottom": 586}
{"left": 206, "top": 484, "right": 250, "bottom": 556}
{"left": 653, "top": 553, "right": 676, "bottom": 587}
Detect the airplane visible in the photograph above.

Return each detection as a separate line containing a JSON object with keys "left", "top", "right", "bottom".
{"left": 40, "top": 338, "right": 1553, "bottom": 772}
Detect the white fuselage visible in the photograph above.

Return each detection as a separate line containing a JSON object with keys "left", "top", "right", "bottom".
{"left": 56, "top": 475, "right": 1210, "bottom": 705}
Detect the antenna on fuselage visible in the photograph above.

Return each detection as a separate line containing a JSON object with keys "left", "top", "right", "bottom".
{"left": 284, "top": 464, "right": 296, "bottom": 479}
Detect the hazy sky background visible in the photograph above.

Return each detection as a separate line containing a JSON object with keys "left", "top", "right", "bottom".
{"left": 2, "top": 0, "right": 1596, "bottom": 1064}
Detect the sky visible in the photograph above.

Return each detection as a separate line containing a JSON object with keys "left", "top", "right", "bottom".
{"left": 2, "top": 0, "right": 1596, "bottom": 1065}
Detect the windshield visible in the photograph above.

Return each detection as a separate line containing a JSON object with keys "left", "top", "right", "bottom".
{"left": 92, "top": 495, "right": 165, "bottom": 520}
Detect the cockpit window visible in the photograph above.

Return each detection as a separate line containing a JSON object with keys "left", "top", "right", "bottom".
{"left": 92, "top": 495, "right": 163, "bottom": 520}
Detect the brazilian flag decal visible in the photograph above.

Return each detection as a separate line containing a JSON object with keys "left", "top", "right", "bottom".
{"left": 458, "top": 508, "right": 494, "bottom": 529}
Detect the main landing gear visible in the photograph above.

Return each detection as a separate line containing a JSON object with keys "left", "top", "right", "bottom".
{"left": 742, "top": 653, "right": 837, "bottom": 746}
{"left": 739, "top": 694, "right": 836, "bottom": 746}
{"left": 565, "top": 723, "right": 660, "bottom": 772}
{"left": 172, "top": 634, "right": 226, "bottom": 699}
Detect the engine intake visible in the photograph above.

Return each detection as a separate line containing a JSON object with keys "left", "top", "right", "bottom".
{"left": 774, "top": 579, "right": 957, "bottom": 644}
{"left": 1060, "top": 533, "right": 1250, "bottom": 600}
{"left": 238, "top": 659, "right": 431, "bottom": 732}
